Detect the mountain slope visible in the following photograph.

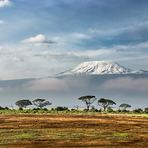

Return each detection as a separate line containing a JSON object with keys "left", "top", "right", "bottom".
{"left": 60, "top": 61, "right": 147, "bottom": 75}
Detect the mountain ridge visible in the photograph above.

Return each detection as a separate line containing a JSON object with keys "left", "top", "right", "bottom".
{"left": 58, "top": 61, "right": 148, "bottom": 76}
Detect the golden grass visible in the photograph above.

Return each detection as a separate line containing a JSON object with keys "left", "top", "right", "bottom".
{"left": 0, "top": 114, "right": 147, "bottom": 147}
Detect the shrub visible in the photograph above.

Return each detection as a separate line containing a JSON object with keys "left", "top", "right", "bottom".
{"left": 117, "top": 109, "right": 121, "bottom": 113}
{"left": 133, "top": 108, "right": 143, "bottom": 113}
{"left": 89, "top": 107, "right": 98, "bottom": 112}
{"left": 0, "top": 106, "right": 5, "bottom": 110}
{"left": 54, "top": 106, "right": 69, "bottom": 111}
{"left": 33, "top": 108, "right": 40, "bottom": 111}
{"left": 83, "top": 109, "right": 89, "bottom": 112}
{"left": 97, "top": 109, "right": 102, "bottom": 112}
{"left": 144, "top": 108, "right": 148, "bottom": 113}
{"left": 4, "top": 107, "right": 9, "bottom": 110}
{"left": 107, "top": 107, "right": 114, "bottom": 113}
{"left": 121, "top": 109, "right": 130, "bottom": 113}
{"left": 50, "top": 108, "right": 55, "bottom": 111}
{"left": 42, "top": 108, "right": 48, "bottom": 111}
{"left": 19, "top": 107, "right": 23, "bottom": 111}
{"left": 71, "top": 109, "right": 78, "bottom": 112}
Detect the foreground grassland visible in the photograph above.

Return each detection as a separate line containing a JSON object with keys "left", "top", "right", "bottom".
{"left": 0, "top": 114, "right": 148, "bottom": 147}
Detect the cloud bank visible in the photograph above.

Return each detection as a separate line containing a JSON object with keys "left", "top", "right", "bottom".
{"left": 26, "top": 78, "right": 68, "bottom": 92}
{"left": 101, "top": 77, "right": 148, "bottom": 92}
{"left": 0, "top": 75, "right": 148, "bottom": 108}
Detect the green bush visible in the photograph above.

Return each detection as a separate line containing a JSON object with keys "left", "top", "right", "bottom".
{"left": 19, "top": 108, "right": 23, "bottom": 111}
{"left": 144, "top": 108, "right": 148, "bottom": 113}
{"left": 133, "top": 108, "right": 143, "bottom": 113}
{"left": 121, "top": 109, "right": 130, "bottom": 113}
{"left": 43, "top": 108, "right": 48, "bottom": 111}
{"left": 33, "top": 108, "right": 40, "bottom": 110}
{"left": 54, "top": 106, "right": 69, "bottom": 111}
{"left": 89, "top": 107, "right": 98, "bottom": 112}
{"left": 0, "top": 106, "right": 5, "bottom": 110}
{"left": 71, "top": 109, "right": 78, "bottom": 112}
{"left": 107, "top": 107, "right": 114, "bottom": 113}
{"left": 83, "top": 109, "right": 89, "bottom": 112}
{"left": 117, "top": 109, "right": 121, "bottom": 113}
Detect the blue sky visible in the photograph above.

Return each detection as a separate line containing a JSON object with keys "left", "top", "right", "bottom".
{"left": 0, "top": 0, "right": 148, "bottom": 79}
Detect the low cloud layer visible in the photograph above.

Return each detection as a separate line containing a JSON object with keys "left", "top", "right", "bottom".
{"left": 0, "top": 75, "right": 148, "bottom": 108}
{"left": 101, "top": 77, "right": 148, "bottom": 92}
{"left": 25, "top": 78, "right": 68, "bottom": 92}
{"left": 23, "top": 76, "right": 148, "bottom": 94}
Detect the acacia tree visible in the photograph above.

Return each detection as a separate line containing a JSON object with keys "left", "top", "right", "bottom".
{"left": 98, "top": 98, "right": 116, "bottom": 111}
{"left": 119, "top": 104, "right": 131, "bottom": 111}
{"left": 32, "top": 98, "right": 52, "bottom": 108}
{"left": 15, "top": 99, "right": 32, "bottom": 109}
{"left": 78, "top": 95, "right": 96, "bottom": 111}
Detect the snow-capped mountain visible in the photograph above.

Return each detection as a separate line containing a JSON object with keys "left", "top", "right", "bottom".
{"left": 59, "top": 61, "right": 147, "bottom": 75}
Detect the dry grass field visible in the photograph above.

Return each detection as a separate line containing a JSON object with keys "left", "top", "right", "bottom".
{"left": 0, "top": 114, "right": 148, "bottom": 147}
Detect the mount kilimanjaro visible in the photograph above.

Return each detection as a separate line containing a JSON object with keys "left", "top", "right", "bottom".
{"left": 58, "top": 61, "right": 148, "bottom": 76}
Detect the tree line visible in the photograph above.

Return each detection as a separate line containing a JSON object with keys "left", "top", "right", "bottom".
{"left": 10, "top": 95, "right": 148, "bottom": 114}
{"left": 78, "top": 96, "right": 131, "bottom": 111}
{"left": 15, "top": 98, "right": 51, "bottom": 109}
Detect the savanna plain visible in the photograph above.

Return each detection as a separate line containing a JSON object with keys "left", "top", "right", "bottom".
{"left": 0, "top": 113, "right": 148, "bottom": 148}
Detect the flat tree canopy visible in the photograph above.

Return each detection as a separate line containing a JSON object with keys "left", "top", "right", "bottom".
{"left": 119, "top": 103, "right": 131, "bottom": 110}
{"left": 15, "top": 99, "right": 32, "bottom": 109}
{"left": 32, "top": 98, "right": 52, "bottom": 108}
{"left": 78, "top": 95, "right": 96, "bottom": 100}
{"left": 78, "top": 95, "right": 96, "bottom": 110}
{"left": 98, "top": 98, "right": 116, "bottom": 111}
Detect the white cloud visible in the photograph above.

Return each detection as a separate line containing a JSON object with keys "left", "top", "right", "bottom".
{"left": 0, "top": 0, "right": 11, "bottom": 8}
{"left": 0, "top": 20, "right": 5, "bottom": 24}
{"left": 22, "top": 34, "right": 55, "bottom": 44}
{"left": 71, "top": 33, "right": 92, "bottom": 40}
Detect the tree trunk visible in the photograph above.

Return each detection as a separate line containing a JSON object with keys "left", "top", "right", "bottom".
{"left": 86, "top": 103, "right": 90, "bottom": 111}
{"left": 103, "top": 106, "right": 106, "bottom": 111}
